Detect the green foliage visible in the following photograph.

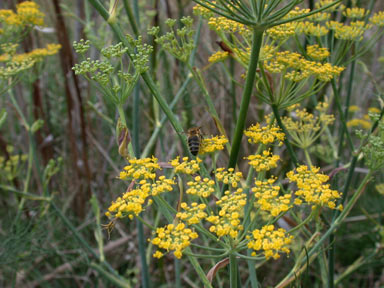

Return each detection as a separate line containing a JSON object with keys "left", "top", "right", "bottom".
{"left": 0, "top": 0, "right": 384, "bottom": 287}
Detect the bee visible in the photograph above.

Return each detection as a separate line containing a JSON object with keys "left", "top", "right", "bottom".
{"left": 187, "top": 127, "right": 203, "bottom": 156}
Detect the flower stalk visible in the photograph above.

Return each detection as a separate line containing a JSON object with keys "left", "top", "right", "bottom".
{"left": 228, "top": 28, "right": 264, "bottom": 169}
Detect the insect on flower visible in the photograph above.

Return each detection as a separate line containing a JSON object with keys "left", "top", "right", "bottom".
{"left": 187, "top": 127, "right": 203, "bottom": 156}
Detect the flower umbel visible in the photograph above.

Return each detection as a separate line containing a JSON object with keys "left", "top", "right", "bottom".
{"left": 252, "top": 177, "right": 292, "bottom": 217}
{"left": 200, "top": 135, "right": 228, "bottom": 154}
{"left": 247, "top": 225, "right": 293, "bottom": 259}
{"left": 170, "top": 156, "right": 202, "bottom": 174}
{"left": 176, "top": 202, "right": 207, "bottom": 225}
{"left": 215, "top": 168, "right": 242, "bottom": 188}
{"left": 245, "top": 123, "right": 285, "bottom": 146}
{"left": 186, "top": 176, "right": 216, "bottom": 197}
{"left": 287, "top": 165, "right": 342, "bottom": 210}
{"left": 206, "top": 188, "right": 246, "bottom": 238}
{"left": 151, "top": 222, "right": 198, "bottom": 259}
{"left": 119, "top": 157, "right": 160, "bottom": 180}
{"left": 246, "top": 150, "right": 280, "bottom": 172}
{"left": 106, "top": 180, "right": 151, "bottom": 220}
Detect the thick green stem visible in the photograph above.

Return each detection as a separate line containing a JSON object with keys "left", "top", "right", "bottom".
{"left": 122, "top": 0, "right": 139, "bottom": 37}
{"left": 228, "top": 29, "right": 264, "bottom": 169}
{"left": 246, "top": 249, "right": 259, "bottom": 288}
{"left": 229, "top": 253, "right": 238, "bottom": 288}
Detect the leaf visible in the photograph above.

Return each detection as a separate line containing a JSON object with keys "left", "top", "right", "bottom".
{"left": 206, "top": 257, "right": 230, "bottom": 284}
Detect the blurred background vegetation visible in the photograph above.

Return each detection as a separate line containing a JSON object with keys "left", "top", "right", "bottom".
{"left": 0, "top": 0, "right": 384, "bottom": 287}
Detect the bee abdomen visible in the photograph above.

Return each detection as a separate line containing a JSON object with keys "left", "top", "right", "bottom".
{"left": 188, "top": 136, "right": 201, "bottom": 156}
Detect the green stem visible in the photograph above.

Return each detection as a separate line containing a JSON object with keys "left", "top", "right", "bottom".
{"left": 117, "top": 104, "right": 127, "bottom": 127}
{"left": 136, "top": 215, "right": 155, "bottom": 230}
{"left": 175, "top": 258, "right": 181, "bottom": 288}
{"left": 136, "top": 218, "right": 150, "bottom": 288}
{"left": 122, "top": 0, "right": 139, "bottom": 37}
{"left": 288, "top": 209, "right": 316, "bottom": 234}
{"left": 331, "top": 79, "right": 354, "bottom": 151}
{"left": 271, "top": 104, "right": 298, "bottom": 166}
{"left": 229, "top": 253, "right": 238, "bottom": 288}
{"left": 336, "top": 59, "right": 356, "bottom": 167}
{"left": 246, "top": 249, "right": 259, "bottom": 288}
{"left": 228, "top": 29, "right": 264, "bottom": 169}
{"left": 0, "top": 185, "right": 51, "bottom": 201}
{"left": 304, "top": 149, "right": 313, "bottom": 168}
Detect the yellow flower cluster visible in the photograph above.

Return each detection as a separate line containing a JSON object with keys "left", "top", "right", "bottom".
{"left": 349, "top": 105, "right": 360, "bottom": 112}
{"left": 207, "top": 188, "right": 246, "bottom": 238}
{"left": 327, "top": 21, "right": 371, "bottom": 41}
{"left": 247, "top": 225, "right": 293, "bottom": 259}
{"left": 0, "top": 43, "right": 61, "bottom": 79}
{"left": 176, "top": 202, "right": 207, "bottom": 225}
{"left": 143, "top": 176, "right": 175, "bottom": 196}
{"left": 266, "top": 6, "right": 311, "bottom": 40}
{"left": 306, "top": 44, "right": 330, "bottom": 61}
{"left": 106, "top": 175, "right": 175, "bottom": 220}
{"left": 264, "top": 50, "right": 344, "bottom": 82}
{"left": 0, "top": 1, "right": 44, "bottom": 27}
{"left": 0, "top": 44, "right": 61, "bottom": 64}
{"left": 267, "top": 22, "right": 298, "bottom": 40}
{"left": 285, "top": 7, "right": 311, "bottom": 19}
{"left": 376, "top": 183, "right": 384, "bottom": 195}
{"left": 308, "top": 12, "right": 331, "bottom": 22}
{"left": 119, "top": 157, "right": 160, "bottom": 180}
{"left": 287, "top": 165, "right": 342, "bottom": 210}
{"left": 252, "top": 177, "right": 292, "bottom": 217}
{"left": 186, "top": 176, "right": 215, "bottom": 197}
{"left": 106, "top": 180, "right": 151, "bottom": 219}
{"left": 215, "top": 167, "right": 242, "bottom": 188}
{"left": 0, "top": 10, "right": 21, "bottom": 26}
{"left": 200, "top": 135, "right": 228, "bottom": 154}
{"left": 208, "top": 51, "right": 229, "bottom": 63}
{"left": 259, "top": 45, "right": 276, "bottom": 61}
{"left": 0, "top": 58, "right": 34, "bottom": 78}
{"left": 152, "top": 222, "right": 198, "bottom": 259}
{"left": 315, "top": 0, "right": 344, "bottom": 12}
{"left": 282, "top": 104, "right": 335, "bottom": 149}
{"left": 16, "top": 1, "right": 44, "bottom": 26}
{"left": 296, "top": 22, "right": 329, "bottom": 37}
{"left": 343, "top": 7, "right": 369, "bottom": 19}
{"left": 233, "top": 47, "right": 251, "bottom": 64}
{"left": 346, "top": 107, "right": 380, "bottom": 130}
{"left": 246, "top": 150, "right": 280, "bottom": 172}
{"left": 368, "top": 107, "right": 381, "bottom": 114}
{"left": 208, "top": 17, "right": 249, "bottom": 35}
{"left": 347, "top": 118, "right": 371, "bottom": 130}
{"left": 244, "top": 123, "right": 285, "bottom": 146}
{"left": 370, "top": 11, "right": 384, "bottom": 27}
{"left": 0, "top": 146, "right": 28, "bottom": 182}
{"left": 170, "top": 156, "right": 201, "bottom": 174}
{"left": 193, "top": 2, "right": 216, "bottom": 19}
